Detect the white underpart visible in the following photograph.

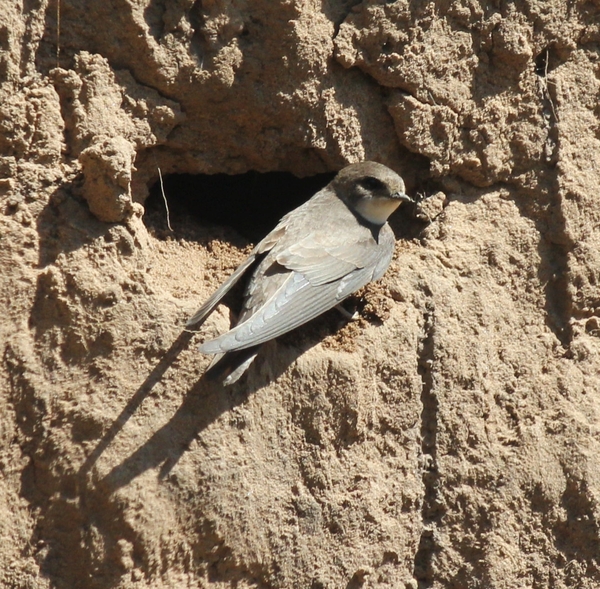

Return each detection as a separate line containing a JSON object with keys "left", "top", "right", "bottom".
{"left": 355, "top": 197, "right": 402, "bottom": 225}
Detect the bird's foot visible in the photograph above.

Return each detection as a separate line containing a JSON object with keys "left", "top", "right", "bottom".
{"left": 335, "top": 303, "right": 360, "bottom": 321}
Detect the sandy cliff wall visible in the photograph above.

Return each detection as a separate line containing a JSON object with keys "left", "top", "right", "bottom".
{"left": 1, "top": 0, "right": 600, "bottom": 587}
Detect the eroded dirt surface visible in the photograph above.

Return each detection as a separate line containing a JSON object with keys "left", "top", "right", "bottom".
{"left": 1, "top": 1, "right": 600, "bottom": 588}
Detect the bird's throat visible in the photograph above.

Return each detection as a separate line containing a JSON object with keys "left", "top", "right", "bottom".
{"left": 355, "top": 198, "right": 402, "bottom": 225}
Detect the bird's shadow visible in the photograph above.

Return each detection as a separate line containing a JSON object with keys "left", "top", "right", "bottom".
{"left": 77, "top": 327, "right": 312, "bottom": 495}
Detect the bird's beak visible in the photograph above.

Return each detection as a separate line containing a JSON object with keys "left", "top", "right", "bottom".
{"left": 392, "top": 191, "right": 414, "bottom": 204}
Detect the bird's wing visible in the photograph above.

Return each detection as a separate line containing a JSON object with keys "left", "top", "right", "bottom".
{"left": 186, "top": 252, "right": 258, "bottom": 327}
{"left": 199, "top": 245, "right": 389, "bottom": 353}
{"left": 186, "top": 224, "right": 289, "bottom": 327}
{"left": 276, "top": 242, "right": 361, "bottom": 286}
{"left": 199, "top": 272, "right": 331, "bottom": 352}
{"left": 274, "top": 227, "right": 395, "bottom": 284}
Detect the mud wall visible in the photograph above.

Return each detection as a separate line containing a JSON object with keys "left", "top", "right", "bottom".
{"left": 1, "top": 1, "right": 600, "bottom": 587}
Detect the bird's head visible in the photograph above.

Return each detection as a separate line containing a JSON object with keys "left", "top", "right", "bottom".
{"left": 332, "top": 161, "right": 412, "bottom": 225}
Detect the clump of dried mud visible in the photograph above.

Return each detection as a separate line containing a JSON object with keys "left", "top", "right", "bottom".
{"left": 1, "top": 1, "right": 600, "bottom": 588}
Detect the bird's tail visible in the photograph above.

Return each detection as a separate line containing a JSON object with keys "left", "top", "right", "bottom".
{"left": 203, "top": 345, "right": 261, "bottom": 386}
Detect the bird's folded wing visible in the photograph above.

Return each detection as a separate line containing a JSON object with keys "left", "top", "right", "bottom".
{"left": 197, "top": 226, "right": 394, "bottom": 353}
{"left": 276, "top": 247, "right": 355, "bottom": 285}
{"left": 186, "top": 252, "right": 258, "bottom": 327}
{"left": 275, "top": 237, "right": 380, "bottom": 286}
{"left": 199, "top": 263, "right": 377, "bottom": 353}
{"left": 187, "top": 224, "right": 289, "bottom": 327}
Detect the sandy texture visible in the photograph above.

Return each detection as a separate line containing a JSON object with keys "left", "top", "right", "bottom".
{"left": 1, "top": 0, "right": 600, "bottom": 587}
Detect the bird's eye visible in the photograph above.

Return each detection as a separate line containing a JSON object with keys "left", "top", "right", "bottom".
{"left": 358, "top": 176, "right": 385, "bottom": 191}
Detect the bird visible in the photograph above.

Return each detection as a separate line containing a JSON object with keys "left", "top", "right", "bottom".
{"left": 187, "top": 161, "right": 413, "bottom": 385}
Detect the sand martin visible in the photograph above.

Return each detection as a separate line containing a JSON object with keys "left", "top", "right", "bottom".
{"left": 188, "top": 161, "right": 412, "bottom": 384}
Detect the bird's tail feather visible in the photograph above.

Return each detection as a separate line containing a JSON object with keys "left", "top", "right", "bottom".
{"left": 203, "top": 345, "right": 261, "bottom": 385}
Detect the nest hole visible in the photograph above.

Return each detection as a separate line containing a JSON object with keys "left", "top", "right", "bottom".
{"left": 144, "top": 170, "right": 336, "bottom": 242}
